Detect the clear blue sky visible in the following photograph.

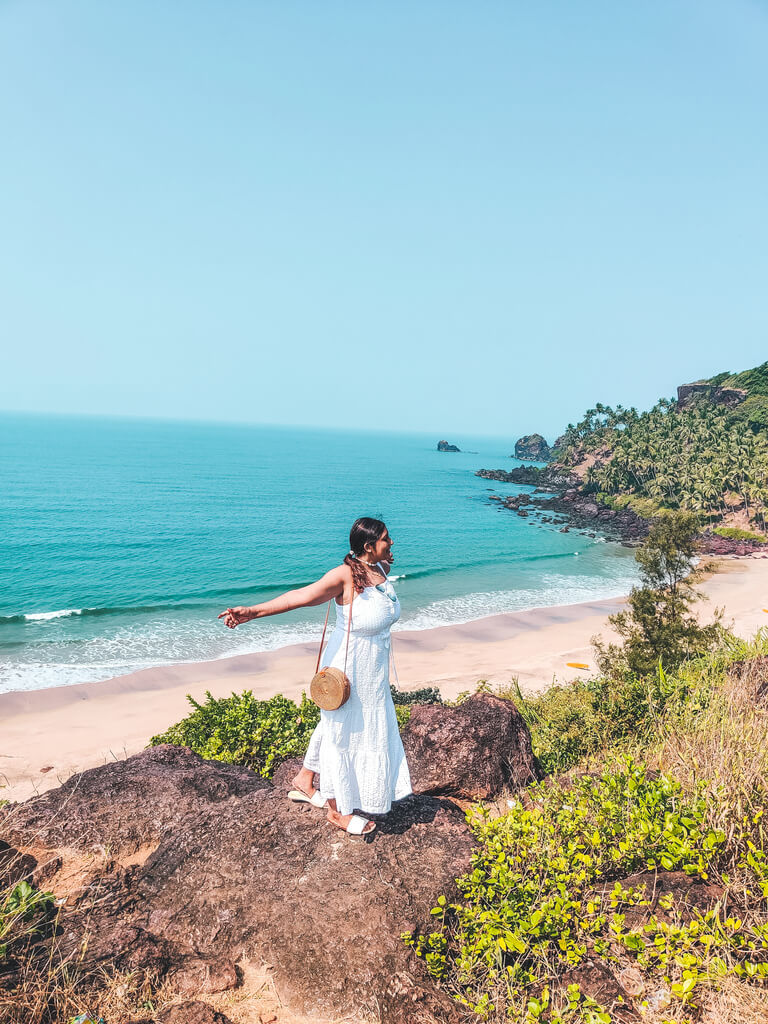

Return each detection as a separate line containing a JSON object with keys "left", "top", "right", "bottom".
{"left": 1, "top": 1, "right": 766, "bottom": 439}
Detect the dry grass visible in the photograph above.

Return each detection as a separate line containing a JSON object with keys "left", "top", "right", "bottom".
{"left": 656, "top": 653, "right": 768, "bottom": 869}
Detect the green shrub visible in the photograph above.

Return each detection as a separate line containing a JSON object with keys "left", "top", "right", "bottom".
{"left": 514, "top": 682, "right": 604, "bottom": 775}
{"left": 597, "top": 492, "right": 662, "bottom": 518}
{"left": 404, "top": 760, "right": 732, "bottom": 1019}
{"left": 149, "top": 690, "right": 320, "bottom": 778}
{"left": 712, "top": 525, "right": 766, "bottom": 542}
{"left": 389, "top": 685, "right": 443, "bottom": 706}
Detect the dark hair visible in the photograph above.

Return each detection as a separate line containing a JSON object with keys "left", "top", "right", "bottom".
{"left": 344, "top": 517, "right": 387, "bottom": 594}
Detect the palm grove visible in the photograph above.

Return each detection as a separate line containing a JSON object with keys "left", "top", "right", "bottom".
{"left": 554, "top": 361, "right": 768, "bottom": 534}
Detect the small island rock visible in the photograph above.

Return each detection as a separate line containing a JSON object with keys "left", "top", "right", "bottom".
{"left": 437, "top": 439, "right": 460, "bottom": 452}
{"left": 514, "top": 434, "right": 551, "bottom": 461}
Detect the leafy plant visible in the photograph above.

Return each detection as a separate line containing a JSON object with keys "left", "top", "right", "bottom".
{"left": 389, "top": 685, "right": 443, "bottom": 706}
{"left": 404, "top": 760, "right": 728, "bottom": 1020}
{"left": 149, "top": 690, "right": 320, "bottom": 778}
{"left": 0, "top": 880, "right": 55, "bottom": 961}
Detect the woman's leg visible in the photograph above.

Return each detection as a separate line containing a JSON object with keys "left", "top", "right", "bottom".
{"left": 293, "top": 721, "right": 323, "bottom": 797}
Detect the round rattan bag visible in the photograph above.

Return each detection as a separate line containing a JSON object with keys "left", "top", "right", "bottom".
{"left": 310, "top": 590, "right": 355, "bottom": 711}
{"left": 310, "top": 666, "right": 351, "bottom": 710}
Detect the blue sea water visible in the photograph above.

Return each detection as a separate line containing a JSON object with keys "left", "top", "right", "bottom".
{"left": 0, "top": 414, "right": 639, "bottom": 694}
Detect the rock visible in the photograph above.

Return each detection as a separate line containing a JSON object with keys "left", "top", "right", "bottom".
{"left": 595, "top": 870, "right": 725, "bottom": 930}
{"left": 402, "top": 693, "right": 538, "bottom": 799}
{"left": 3, "top": 747, "right": 473, "bottom": 1024}
{"left": 156, "top": 1003, "right": 234, "bottom": 1024}
{"left": 698, "top": 531, "right": 767, "bottom": 555}
{"left": 677, "top": 382, "right": 747, "bottom": 410}
{"left": 437, "top": 440, "right": 460, "bottom": 452}
{"left": 5, "top": 743, "right": 269, "bottom": 854}
{"left": 514, "top": 434, "right": 551, "bottom": 462}
{"left": 556, "top": 962, "right": 638, "bottom": 1022}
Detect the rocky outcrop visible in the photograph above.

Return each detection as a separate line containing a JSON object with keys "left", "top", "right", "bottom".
{"left": 403, "top": 693, "right": 538, "bottom": 798}
{"left": 477, "top": 466, "right": 578, "bottom": 489}
{"left": 677, "top": 382, "right": 747, "bottom": 410}
{"left": 437, "top": 440, "right": 461, "bottom": 452}
{"left": 477, "top": 474, "right": 649, "bottom": 544}
{"left": 137, "top": 1003, "right": 235, "bottom": 1024}
{"left": 514, "top": 434, "right": 551, "bottom": 462}
{"left": 697, "top": 531, "right": 768, "bottom": 556}
{"left": 2, "top": 742, "right": 487, "bottom": 1023}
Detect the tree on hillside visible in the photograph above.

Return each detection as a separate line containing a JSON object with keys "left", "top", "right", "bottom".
{"left": 594, "top": 511, "right": 723, "bottom": 677}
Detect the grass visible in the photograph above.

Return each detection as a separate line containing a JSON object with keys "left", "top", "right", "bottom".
{"left": 405, "top": 633, "right": 768, "bottom": 1022}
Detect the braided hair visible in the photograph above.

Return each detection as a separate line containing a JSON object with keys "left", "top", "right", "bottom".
{"left": 343, "top": 517, "right": 387, "bottom": 594}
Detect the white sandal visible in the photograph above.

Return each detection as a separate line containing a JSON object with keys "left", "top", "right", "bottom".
{"left": 345, "top": 814, "right": 375, "bottom": 835}
{"left": 288, "top": 788, "right": 327, "bottom": 808}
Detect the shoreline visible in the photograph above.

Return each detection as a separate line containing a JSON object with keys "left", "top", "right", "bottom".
{"left": 3, "top": 555, "right": 767, "bottom": 803}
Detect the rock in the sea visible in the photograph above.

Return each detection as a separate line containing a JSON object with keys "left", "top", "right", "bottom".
{"left": 437, "top": 439, "right": 461, "bottom": 452}
{"left": 403, "top": 692, "right": 538, "bottom": 799}
{"left": 3, "top": 745, "right": 477, "bottom": 1024}
{"left": 514, "top": 433, "right": 551, "bottom": 462}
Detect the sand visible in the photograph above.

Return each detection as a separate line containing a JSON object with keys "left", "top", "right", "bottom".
{"left": 2, "top": 555, "right": 767, "bottom": 803}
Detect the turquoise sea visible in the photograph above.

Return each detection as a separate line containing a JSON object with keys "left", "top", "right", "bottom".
{"left": 0, "top": 414, "right": 639, "bottom": 694}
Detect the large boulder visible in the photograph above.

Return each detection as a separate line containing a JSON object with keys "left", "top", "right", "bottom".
{"left": 403, "top": 693, "right": 538, "bottom": 799}
{"left": 3, "top": 746, "right": 474, "bottom": 1024}
{"left": 514, "top": 434, "right": 551, "bottom": 462}
{"left": 437, "top": 439, "right": 461, "bottom": 452}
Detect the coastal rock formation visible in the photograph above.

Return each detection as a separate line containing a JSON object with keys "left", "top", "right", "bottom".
{"left": 3, "top": 744, "right": 477, "bottom": 1023}
{"left": 437, "top": 439, "right": 461, "bottom": 452}
{"left": 513, "top": 433, "right": 551, "bottom": 462}
{"left": 403, "top": 692, "right": 538, "bottom": 798}
{"left": 697, "top": 532, "right": 768, "bottom": 556}
{"left": 476, "top": 471, "right": 648, "bottom": 544}
{"left": 477, "top": 466, "right": 578, "bottom": 489}
{"left": 677, "top": 382, "right": 747, "bottom": 410}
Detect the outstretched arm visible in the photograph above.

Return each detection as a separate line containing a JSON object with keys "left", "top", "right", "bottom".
{"left": 218, "top": 566, "right": 348, "bottom": 628}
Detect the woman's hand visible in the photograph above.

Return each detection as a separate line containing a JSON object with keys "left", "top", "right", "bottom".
{"left": 218, "top": 606, "right": 254, "bottom": 629}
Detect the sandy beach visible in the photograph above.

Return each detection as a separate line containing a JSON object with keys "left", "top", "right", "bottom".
{"left": 3, "top": 555, "right": 767, "bottom": 803}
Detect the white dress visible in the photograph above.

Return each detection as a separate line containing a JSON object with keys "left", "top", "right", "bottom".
{"left": 303, "top": 576, "right": 412, "bottom": 816}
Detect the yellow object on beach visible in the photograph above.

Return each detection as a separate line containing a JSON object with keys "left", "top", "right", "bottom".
{"left": 567, "top": 662, "right": 590, "bottom": 670}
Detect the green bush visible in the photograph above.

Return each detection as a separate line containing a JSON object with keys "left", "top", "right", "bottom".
{"left": 151, "top": 685, "right": 437, "bottom": 778}
{"left": 712, "top": 525, "right": 766, "bottom": 542}
{"left": 405, "top": 760, "right": 733, "bottom": 1020}
{"left": 390, "top": 685, "right": 443, "bottom": 706}
{"left": 150, "top": 690, "right": 320, "bottom": 778}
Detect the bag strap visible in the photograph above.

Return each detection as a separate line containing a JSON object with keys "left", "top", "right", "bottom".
{"left": 314, "top": 586, "right": 355, "bottom": 675}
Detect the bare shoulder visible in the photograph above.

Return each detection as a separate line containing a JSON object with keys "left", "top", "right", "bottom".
{"left": 323, "top": 563, "right": 353, "bottom": 585}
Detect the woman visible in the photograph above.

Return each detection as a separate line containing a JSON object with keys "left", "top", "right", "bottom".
{"left": 219, "top": 518, "right": 412, "bottom": 836}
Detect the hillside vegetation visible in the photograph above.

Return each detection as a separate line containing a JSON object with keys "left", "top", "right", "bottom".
{"left": 552, "top": 362, "right": 768, "bottom": 534}
{"left": 405, "top": 518, "right": 768, "bottom": 1023}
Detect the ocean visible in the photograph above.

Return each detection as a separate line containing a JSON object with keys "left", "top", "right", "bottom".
{"left": 0, "top": 413, "right": 639, "bottom": 694}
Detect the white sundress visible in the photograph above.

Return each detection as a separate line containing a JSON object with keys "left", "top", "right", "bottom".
{"left": 303, "top": 574, "right": 412, "bottom": 817}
